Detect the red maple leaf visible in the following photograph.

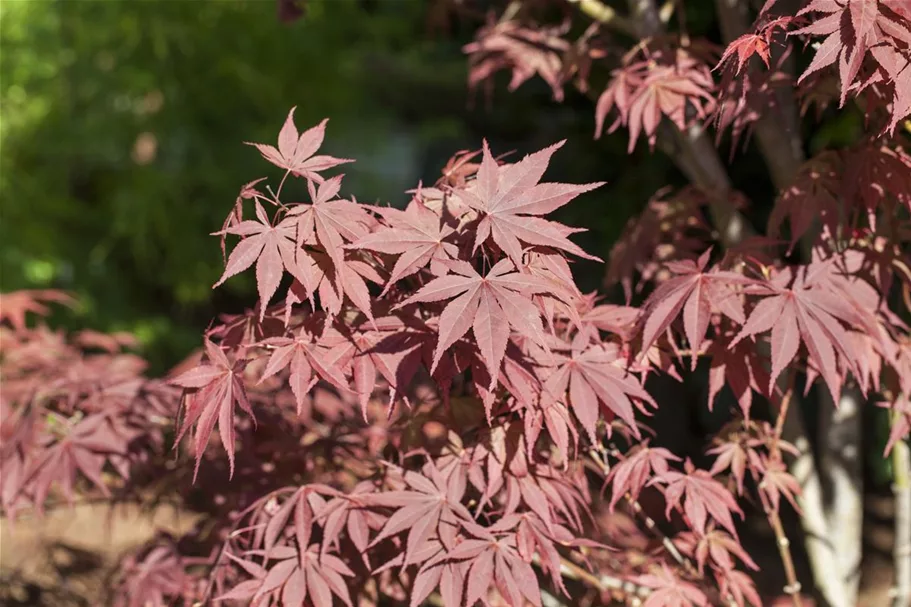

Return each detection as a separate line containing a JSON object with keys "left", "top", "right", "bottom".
{"left": 639, "top": 249, "right": 753, "bottom": 366}
{"left": 653, "top": 459, "right": 744, "bottom": 537}
{"left": 116, "top": 546, "right": 189, "bottom": 607}
{"left": 285, "top": 176, "right": 374, "bottom": 268}
{"left": 218, "top": 544, "right": 355, "bottom": 607}
{"left": 634, "top": 563, "right": 709, "bottom": 607}
{"left": 170, "top": 339, "right": 253, "bottom": 479}
{"left": 677, "top": 525, "right": 759, "bottom": 574}
{"left": 596, "top": 48, "right": 716, "bottom": 152}
{"left": 708, "top": 440, "right": 751, "bottom": 496}
{"left": 543, "top": 327, "right": 656, "bottom": 443}
{"left": 366, "top": 462, "right": 473, "bottom": 566}
{"left": 27, "top": 412, "right": 135, "bottom": 511}
{"left": 436, "top": 149, "right": 482, "bottom": 189}
{"left": 320, "top": 481, "right": 385, "bottom": 569}
{"left": 346, "top": 196, "right": 458, "bottom": 292}
{"left": 716, "top": 569, "right": 763, "bottom": 607}
{"left": 457, "top": 140, "right": 604, "bottom": 266}
{"left": 464, "top": 19, "right": 571, "bottom": 102}
{"left": 716, "top": 15, "right": 795, "bottom": 75}
{"left": 720, "top": 33, "right": 772, "bottom": 73}
{"left": 732, "top": 266, "right": 861, "bottom": 402}
{"left": 246, "top": 107, "right": 352, "bottom": 181}
{"left": 0, "top": 290, "right": 75, "bottom": 332}
{"left": 257, "top": 326, "right": 353, "bottom": 414}
{"left": 758, "top": 456, "right": 802, "bottom": 513}
{"left": 395, "top": 258, "right": 556, "bottom": 387}
{"left": 421, "top": 518, "right": 544, "bottom": 607}
{"left": 607, "top": 442, "right": 680, "bottom": 510}
{"left": 214, "top": 199, "right": 310, "bottom": 317}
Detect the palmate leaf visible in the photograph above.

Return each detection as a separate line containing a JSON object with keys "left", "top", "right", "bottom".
{"left": 464, "top": 19, "right": 572, "bottom": 103}
{"left": 0, "top": 290, "right": 75, "bottom": 333}
{"left": 346, "top": 196, "right": 458, "bottom": 292}
{"left": 366, "top": 462, "right": 473, "bottom": 566}
{"left": 639, "top": 249, "right": 753, "bottom": 366}
{"left": 418, "top": 518, "right": 544, "bottom": 607}
{"left": 395, "top": 258, "right": 556, "bottom": 388}
{"left": 285, "top": 175, "right": 375, "bottom": 273}
{"left": 543, "top": 326, "right": 656, "bottom": 443}
{"left": 634, "top": 563, "right": 709, "bottom": 607}
{"left": 246, "top": 107, "right": 352, "bottom": 181}
{"left": 217, "top": 545, "right": 355, "bottom": 607}
{"left": 213, "top": 200, "right": 311, "bottom": 319}
{"left": 596, "top": 48, "right": 716, "bottom": 152}
{"left": 677, "top": 525, "right": 759, "bottom": 575}
{"left": 607, "top": 442, "right": 680, "bottom": 510}
{"left": 116, "top": 546, "right": 189, "bottom": 607}
{"left": 27, "top": 412, "right": 135, "bottom": 512}
{"left": 732, "top": 266, "right": 862, "bottom": 402}
{"left": 257, "top": 326, "right": 353, "bottom": 415}
{"left": 717, "top": 569, "right": 763, "bottom": 607}
{"left": 457, "top": 140, "right": 604, "bottom": 266}
{"left": 169, "top": 339, "right": 253, "bottom": 479}
{"left": 653, "top": 459, "right": 744, "bottom": 537}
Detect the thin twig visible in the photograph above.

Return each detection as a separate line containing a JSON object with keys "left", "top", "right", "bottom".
{"left": 587, "top": 449, "right": 694, "bottom": 574}
{"left": 553, "top": 554, "right": 652, "bottom": 599}
{"left": 761, "top": 491, "right": 804, "bottom": 606}
{"left": 765, "top": 373, "right": 803, "bottom": 607}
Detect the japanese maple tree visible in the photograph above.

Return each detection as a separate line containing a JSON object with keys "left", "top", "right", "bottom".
{"left": 3, "top": 0, "right": 911, "bottom": 606}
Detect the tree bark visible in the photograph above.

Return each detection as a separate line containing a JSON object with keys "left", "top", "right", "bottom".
{"left": 782, "top": 391, "right": 852, "bottom": 607}
{"left": 713, "top": 0, "right": 805, "bottom": 189}
{"left": 818, "top": 387, "right": 864, "bottom": 604}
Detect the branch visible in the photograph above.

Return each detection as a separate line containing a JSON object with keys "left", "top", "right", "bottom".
{"left": 586, "top": 450, "right": 696, "bottom": 576}
{"left": 713, "top": 0, "right": 805, "bottom": 190}
{"left": 760, "top": 491, "right": 804, "bottom": 607}
{"left": 567, "top": 0, "right": 636, "bottom": 36}
{"left": 551, "top": 554, "right": 653, "bottom": 599}
{"left": 765, "top": 374, "right": 804, "bottom": 607}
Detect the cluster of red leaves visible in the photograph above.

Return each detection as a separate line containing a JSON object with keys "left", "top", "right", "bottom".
{"left": 462, "top": 0, "right": 910, "bottom": 156}
{"left": 717, "top": 0, "right": 911, "bottom": 135}
{"left": 793, "top": 0, "right": 911, "bottom": 133}
{"left": 95, "top": 79, "right": 907, "bottom": 603}
{"left": 0, "top": 291, "right": 178, "bottom": 520}
{"left": 596, "top": 43, "right": 718, "bottom": 152}
{"left": 464, "top": 15, "right": 607, "bottom": 104}
{"left": 769, "top": 140, "right": 911, "bottom": 245}
{"left": 99, "top": 110, "right": 774, "bottom": 607}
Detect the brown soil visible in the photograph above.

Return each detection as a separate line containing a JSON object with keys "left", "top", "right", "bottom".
{"left": 0, "top": 502, "right": 199, "bottom": 606}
